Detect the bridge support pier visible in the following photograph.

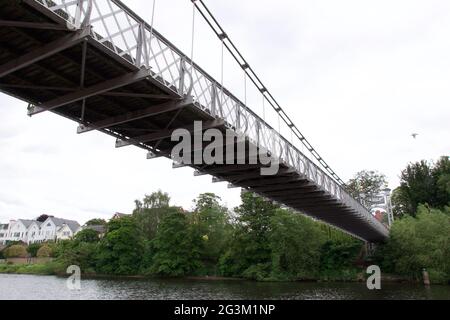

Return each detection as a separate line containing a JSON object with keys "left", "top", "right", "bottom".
{"left": 365, "top": 242, "right": 376, "bottom": 257}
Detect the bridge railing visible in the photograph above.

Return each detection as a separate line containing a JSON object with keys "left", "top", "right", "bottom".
{"left": 33, "top": 0, "right": 388, "bottom": 236}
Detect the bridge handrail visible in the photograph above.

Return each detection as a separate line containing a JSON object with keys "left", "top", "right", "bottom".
{"left": 32, "top": 0, "right": 388, "bottom": 237}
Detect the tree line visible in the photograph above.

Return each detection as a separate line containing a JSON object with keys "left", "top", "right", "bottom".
{"left": 1, "top": 156, "right": 448, "bottom": 283}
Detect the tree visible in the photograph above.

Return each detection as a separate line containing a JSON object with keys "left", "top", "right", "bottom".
{"left": 346, "top": 170, "right": 387, "bottom": 206}
{"left": 269, "top": 209, "right": 326, "bottom": 280}
{"left": 150, "top": 212, "right": 201, "bottom": 277}
{"left": 375, "top": 205, "right": 450, "bottom": 283}
{"left": 133, "top": 191, "right": 176, "bottom": 240}
{"left": 191, "top": 193, "right": 232, "bottom": 274}
{"left": 74, "top": 228, "right": 100, "bottom": 243}
{"left": 85, "top": 218, "right": 107, "bottom": 226}
{"left": 433, "top": 156, "right": 450, "bottom": 209}
{"left": 392, "top": 157, "right": 450, "bottom": 217}
{"left": 96, "top": 216, "right": 145, "bottom": 275}
{"left": 27, "top": 243, "right": 42, "bottom": 258}
{"left": 36, "top": 214, "right": 53, "bottom": 223}
{"left": 219, "top": 192, "right": 278, "bottom": 279}
{"left": 139, "top": 190, "right": 171, "bottom": 210}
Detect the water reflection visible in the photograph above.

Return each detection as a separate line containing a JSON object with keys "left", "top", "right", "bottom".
{"left": 0, "top": 274, "right": 448, "bottom": 300}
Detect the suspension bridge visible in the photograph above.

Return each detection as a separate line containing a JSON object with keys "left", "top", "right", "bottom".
{"left": 0, "top": 0, "right": 389, "bottom": 242}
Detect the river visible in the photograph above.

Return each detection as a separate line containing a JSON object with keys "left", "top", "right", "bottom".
{"left": 0, "top": 274, "right": 448, "bottom": 300}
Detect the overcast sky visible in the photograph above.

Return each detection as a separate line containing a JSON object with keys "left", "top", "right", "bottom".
{"left": 0, "top": 0, "right": 449, "bottom": 224}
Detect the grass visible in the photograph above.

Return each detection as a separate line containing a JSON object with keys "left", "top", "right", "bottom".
{"left": 0, "top": 262, "right": 62, "bottom": 275}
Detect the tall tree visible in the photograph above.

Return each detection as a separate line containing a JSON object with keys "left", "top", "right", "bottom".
{"left": 133, "top": 191, "right": 177, "bottom": 240}
{"left": 392, "top": 157, "right": 450, "bottom": 217}
{"left": 96, "top": 216, "right": 145, "bottom": 275}
{"left": 85, "top": 218, "right": 107, "bottom": 226}
{"left": 150, "top": 212, "right": 201, "bottom": 276}
{"left": 191, "top": 193, "right": 231, "bottom": 274}
{"left": 220, "top": 192, "right": 278, "bottom": 278}
{"left": 36, "top": 214, "right": 53, "bottom": 223}
{"left": 346, "top": 170, "right": 387, "bottom": 206}
{"left": 269, "top": 209, "right": 326, "bottom": 279}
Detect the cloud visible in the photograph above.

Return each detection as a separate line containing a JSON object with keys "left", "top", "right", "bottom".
{"left": 0, "top": 0, "right": 449, "bottom": 224}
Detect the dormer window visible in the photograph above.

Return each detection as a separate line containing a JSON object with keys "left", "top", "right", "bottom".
{"left": 47, "top": 223, "right": 51, "bottom": 227}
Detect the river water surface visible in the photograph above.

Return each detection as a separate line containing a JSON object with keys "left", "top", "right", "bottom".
{"left": 0, "top": 274, "right": 449, "bottom": 300}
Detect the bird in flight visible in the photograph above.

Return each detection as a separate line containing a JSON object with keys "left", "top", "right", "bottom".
{"left": 411, "top": 133, "right": 419, "bottom": 139}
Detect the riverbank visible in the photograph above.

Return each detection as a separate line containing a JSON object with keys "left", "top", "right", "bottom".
{"left": 0, "top": 262, "right": 429, "bottom": 284}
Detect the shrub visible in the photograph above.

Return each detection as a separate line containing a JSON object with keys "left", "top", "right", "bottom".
{"left": 4, "top": 245, "right": 28, "bottom": 258}
{"left": 27, "top": 243, "right": 42, "bottom": 258}
{"left": 37, "top": 245, "right": 53, "bottom": 258}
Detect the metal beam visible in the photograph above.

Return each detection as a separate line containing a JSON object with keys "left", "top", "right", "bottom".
{"left": 249, "top": 182, "right": 316, "bottom": 193}
{"left": 29, "top": 68, "right": 151, "bottom": 116}
{"left": 102, "top": 92, "right": 176, "bottom": 100}
{"left": 226, "top": 167, "right": 297, "bottom": 183}
{"left": 0, "top": 28, "right": 90, "bottom": 79}
{"left": 200, "top": 164, "right": 267, "bottom": 175}
{"left": 78, "top": 98, "right": 192, "bottom": 134}
{"left": 116, "top": 119, "right": 225, "bottom": 148}
{"left": 264, "top": 189, "right": 326, "bottom": 198}
{"left": 0, "top": 20, "right": 70, "bottom": 31}
{"left": 0, "top": 84, "right": 174, "bottom": 101}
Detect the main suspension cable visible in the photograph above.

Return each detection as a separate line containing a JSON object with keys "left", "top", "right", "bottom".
{"left": 191, "top": 0, "right": 346, "bottom": 187}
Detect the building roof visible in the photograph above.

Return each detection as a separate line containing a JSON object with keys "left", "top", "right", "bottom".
{"left": 50, "top": 217, "right": 81, "bottom": 233}
{"left": 83, "top": 225, "right": 106, "bottom": 234}
{"left": 112, "top": 212, "right": 130, "bottom": 219}
{"left": 18, "top": 219, "right": 36, "bottom": 229}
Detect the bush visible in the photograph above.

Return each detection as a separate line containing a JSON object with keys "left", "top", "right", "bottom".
{"left": 37, "top": 245, "right": 53, "bottom": 258}
{"left": 4, "top": 245, "right": 28, "bottom": 258}
{"left": 27, "top": 243, "right": 42, "bottom": 258}
{"left": 375, "top": 205, "right": 450, "bottom": 283}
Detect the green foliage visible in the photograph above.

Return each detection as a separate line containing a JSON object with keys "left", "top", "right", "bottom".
{"left": 85, "top": 218, "right": 107, "bottom": 226}
{"left": 96, "top": 216, "right": 145, "bottom": 275}
{"left": 319, "top": 236, "right": 362, "bottom": 279}
{"left": 149, "top": 212, "right": 201, "bottom": 277}
{"left": 346, "top": 170, "right": 387, "bottom": 205}
{"left": 235, "top": 192, "right": 278, "bottom": 265}
{"left": 57, "top": 241, "right": 98, "bottom": 273}
{"left": 4, "top": 245, "right": 28, "bottom": 258}
{"left": 74, "top": 228, "right": 100, "bottom": 243}
{"left": 36, "top": 245, "right": 53, "bottom": 258}
{"left": 269, "top": 210, "right": 326, "bottom": 280}
{"left": 133, "top": 191, "right": 178, "bottom": 240}
{"left": 191, "top": 193, "right": 232, "bottom": 274}
{"left": 393, "top": 157, "right": 450, "bottom": 217}
{"left": 27, "top": 243, "right": 42, "bottom": 258}
{"left": 375, "top": 205, "right": 450, "bottom": 283}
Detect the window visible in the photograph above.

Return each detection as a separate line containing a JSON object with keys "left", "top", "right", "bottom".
{"left": 14, "top": 232, "right": 20, "bottom": 237}
{"left": 47, "top": 223, "right": 51, "bottom": 227}
{"left": 63, "top": 232, "right": 70, "bottom": 236}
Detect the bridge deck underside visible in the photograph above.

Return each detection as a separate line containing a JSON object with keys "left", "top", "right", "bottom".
{"left": 0, "top": 2, "right": 387, "bottom": 242}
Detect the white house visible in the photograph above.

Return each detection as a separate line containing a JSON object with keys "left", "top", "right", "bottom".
{"left": 0, "top": 223, "right": 9, "bottom": 245}
{"left": 26, "top": 221, "right": 42, "bottom": 244}
{"left": 35, "top": 217, "right": 80, "bottom": 243}
{"left": 0, "top": 217, "right": 81, "bottom": 244}
{"left": 3, "top": 220, "right": 35, "bottom": 243}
